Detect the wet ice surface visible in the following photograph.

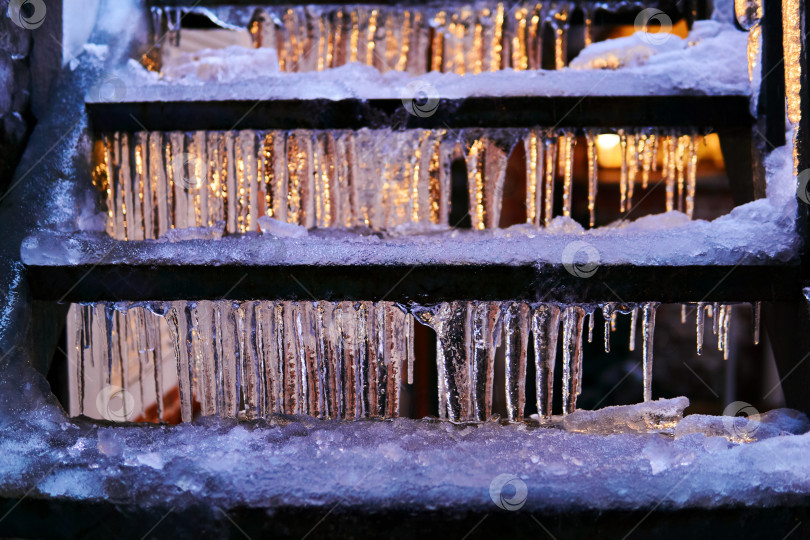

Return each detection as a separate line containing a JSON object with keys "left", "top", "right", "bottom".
{"left": 4, "top": 357, "right": 810, "bottom": 511}
{"left": 116, "top": 21, "right": 749, "bottom": 100}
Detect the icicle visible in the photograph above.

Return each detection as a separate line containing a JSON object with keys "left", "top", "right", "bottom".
{"left": 165, "top": 301, "right": 194, "bottom": 423}
{"left": 753, "top": 301, "right": 761, "bottom": 346}
{"left": 618, "top": 130, "right": 628, "bottom": 213}
{"left": 782, "top": 0, "right": 802, "bottom": 125}
{"left": 471, "top": 302, "right": 497, "bottom": 420}
{"left": 543, "top": 135, "right": 557, "bottom": 226}
{"left": 601, "top": 303, "right": 614, "bottom": 353}
{"left": 626, "top": 133, "right": 637, "bottom": 211}
{"left": 532, "top": 304, "right": 560, "bottom": 419}
{"left": 414, "top": 302, "right": 471, "bottom": 421}
{"left": 696, "top": 302, "right": 705, "bottom": 355}
{"left": 640, "top": 133, "right": 653, "bottom": 189}
{"left": 664, "top": 135, "right": 676, "bottom": 212}
{"left": 503, "top": 302, "right": 529, "bottom": 422}
{"left": 166, "top": 8, "right": 181, "bottom": 47}
{"left": 718, "top": 304, "right": 731, "bottom": 359}
{"left": 681, "top": 304, "right": 688, "bottom": 324}
{"left": 712, "top": 302, "right": 720, "bottom": 335}
{"left": 561, "top": 131, "right": 575, "bottom": 217}
{"left": 642, "top": 303, "right": 658, "bottom": 402}
{"left": 338, "top": 301, "right": 357, "bottom": 418}
{"left": 587, "top": 311, "right": 594, "bottom": 343}
{"left": 628, "top": 307, "right": 638, "bottom": 352}
{"left": 552, "top": 5, "right": 570, "bottom": 70}
{"left": 240, "top": 302, "right": 263, "bottom": 419}
{"left": 192, "top": 301, "right": 217, "bottom": 417}
{"left": 67, "top": 305, "right": 84, "bottom": 417}
{"left": 524, "top": 131, "right": 542, "bottom": 226}
{"left": 561, "top": 306, "right": 585, "bottom": 414}
{"left": 676, "top": 135, "right": 688, "bottom": 213}
{"left": 686, "top": 133, "right": 698, "bottom": 219}
{"left": 464, "top": 132, "right": 514, "bottom": 230}
{"left": 586, "top": 130, "right": 598, "bottom": 228}
{"left": 406, "top": 312, "right": 415, "bottom": 385}
{"left": 382, "top": 303, "right": 405, "bottom": 418}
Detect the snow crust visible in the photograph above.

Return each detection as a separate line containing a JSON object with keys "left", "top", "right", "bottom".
{"left": 115, "top": 20, "right": 749, "bottom": 101}
{"left": 3, "top": 356, "right": 810, "bottom": 512}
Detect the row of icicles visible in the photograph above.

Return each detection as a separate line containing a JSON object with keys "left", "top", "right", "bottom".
{"left": 67, "top": 300, "right": 759, "bottom": 424}
{"left": 150, "top": 1, "right": 649, "bottom": 74}
{"left": 93, "top": 128, "right": 701, "bottom": 241}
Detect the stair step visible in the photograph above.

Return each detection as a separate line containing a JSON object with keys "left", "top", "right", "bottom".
{"left": 22, "top": 227, "right": 799, "bottom": 302}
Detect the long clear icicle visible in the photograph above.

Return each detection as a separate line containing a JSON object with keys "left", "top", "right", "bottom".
{"left": 642, "top": 302, "right": 659, "bottom": 402}
{"left": 586, "top": 130, "right": 598, "bottom": 228}
{"left": 561, "top": 306, "right": 585, "bottom": 414}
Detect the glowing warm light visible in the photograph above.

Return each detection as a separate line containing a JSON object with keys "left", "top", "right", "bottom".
{"left": 596, "top": 134, "right": 622, "bottom": 168}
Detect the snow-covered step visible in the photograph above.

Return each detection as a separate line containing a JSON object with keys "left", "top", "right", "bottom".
{"left": 22, "top": 215, "right": 799, "bottom": 303}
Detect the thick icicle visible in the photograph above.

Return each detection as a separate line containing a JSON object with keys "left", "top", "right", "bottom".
{"left": 524, "top": 130, "right": 543, "bottom": 226}
{"left": 413, "top": 302, "right": 471, "bottom": 421}
{"left": 532, "top": 304, "right": 560, "bottom": 419}
{"left": 782, "top": 0, "right": 802, "bottom": 125}
{"left": 696, "top": 302, "right": 705, "bottom": 355}
{"left": 503, "top": 302, "right": 529, "bottom": 422}
{"left": 561, "top": 306, "right": 585, "bottom": 415}
{"left": 165, "top": 301, "right": 194, "bottom": 423}
{"left": 642, "top": 302, "right": 659, "bottom": 402}
{"left": 471, "top": 302, "right": 498, "bottom": 420}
